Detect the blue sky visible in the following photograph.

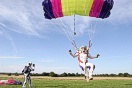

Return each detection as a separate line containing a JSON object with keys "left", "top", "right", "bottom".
{"left": 0, "top": 0, "right": 132, "bottom": 74}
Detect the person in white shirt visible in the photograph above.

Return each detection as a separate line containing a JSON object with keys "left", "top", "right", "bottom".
{"left": 69, "top": 45, "right": 100, "bottom": 82}
{"left": 22, "top": 62, "right": 35, "bottom": 88}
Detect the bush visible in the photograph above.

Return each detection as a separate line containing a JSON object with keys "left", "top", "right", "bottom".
{"left": 49, "top": 72, "right": 58, "bottom": 77}
{"left": 15, "top": 72, "right": 19, "bottom": 76}
{"left": 7, "top": 73, "right": 11, "bottom": 76}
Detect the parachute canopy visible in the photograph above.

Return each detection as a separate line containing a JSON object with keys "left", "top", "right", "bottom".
{"left": 42, "top": 0, "right": 114, "bottom": 19}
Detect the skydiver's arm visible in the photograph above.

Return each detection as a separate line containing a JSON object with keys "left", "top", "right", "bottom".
{"left": 29, "top": 66, "right": 35, "bottom": 71}
{"left": 69, "top": 50, "right": 78, "bottom": 58}
{"left": 32, "top": 64, "right": 35, "bottom": 71}
{"left": 88, "top": 53, "right": 100, "bottom": 59}
{"left": 32, "top": 67, "right": 35, "bottom": 71}
{"left": 22, "top": 69, "right": 24, "bottom": 73}
{"left": 69, "top": 52, "right": 78, "bottom": 58}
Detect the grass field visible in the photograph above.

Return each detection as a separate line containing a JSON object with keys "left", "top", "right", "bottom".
{"left": 0, "top": 76, "right": 132, "bottom": 88}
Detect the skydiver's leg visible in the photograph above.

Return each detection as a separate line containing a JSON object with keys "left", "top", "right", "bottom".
{"left": 80, "top": 63, "right": 89, "bottom": 82}
{"left": 79, "top": 65, "right": 84, "bottom": 71}
{"left": 27, "top": 75, "right": 32, "bottom": 88}
{"left": 85, "top": 67, "right": 89, "bottom": 82}
{"left": 22, "top": 74, "right": 27, "bottom": 88}
{"left": 86, "top": 63, "right": 95, "bottom": 80}
{"left": 79, "top": 65, "right": 87, "bottom": 79}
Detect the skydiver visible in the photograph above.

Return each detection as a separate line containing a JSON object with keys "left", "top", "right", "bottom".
{"left": 22, "top": 62, "right": 35, "bottom": 88}
{"left": 69, "top": 45, "right": 100, "bottom": 82}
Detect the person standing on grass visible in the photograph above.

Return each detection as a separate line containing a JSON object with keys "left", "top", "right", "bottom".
{"left": 69, "top": 45, "right": 100, "bottom": 82}
{"left": 22, "top": 62, "right": 35, "bottom": 88}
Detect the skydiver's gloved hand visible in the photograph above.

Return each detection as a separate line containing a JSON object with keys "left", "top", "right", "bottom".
{"left": 69, "top": 50, "right": 72, "bottom": 53}
{"left": 96, "top": 54, "right": 100, "bottom": 58}
{"left": 33, "top": 64, "right": 35, "bottom": 67}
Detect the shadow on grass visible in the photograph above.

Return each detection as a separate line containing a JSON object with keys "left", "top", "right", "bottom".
{"left": 125, "top": 84, "right": 132, "bottom": 85}
{"left": 34, "top": 84, "right": 67, "bottom": 88}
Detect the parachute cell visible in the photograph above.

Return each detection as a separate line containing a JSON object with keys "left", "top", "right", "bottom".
{"left": 42, "top": 0, "right": 114, "bottom": 19}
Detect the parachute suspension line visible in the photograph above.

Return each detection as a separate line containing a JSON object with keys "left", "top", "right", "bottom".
{"left": 58, "top": 17, "right": 74, "bottom": 43}
{"left": 91, "top": 25, "right": 94, "bottom": 40}
{"left": 88, "top": 40, "right": 92, "bottom": 48}
{"left": 91, "top": 10, "right": 113, "bottom": 54}
{"left": 54, "top": 15, "right": 75, "bottom": 44}
{"left": 90, "top": 20, "right": 98, "bottom": 53}
{"left": 72, "top": 40, "right": 77, "bottom": 50}
{"left": 74, "top": 15, "right": 76, "bottom": 35}
{"left": 86, "top": 18, "right": 92, "bottom": 40}
{"left": 90, "top": 20, "right": 99, "bottom": 54}
{"left": 91, "top": 20, "right": 94, "bottom": 39}
{"left": 53, "top": 17, "right": 72, "bottom": 41}
{"left": 47, "top": 11, "right": 70, "bottom": 40}
{"left": 84, "top": 17, "right": 98, "bottom": 53}
{"left": 51, "top": 11, "right": 75, "bottom": 42}
{"left": 43, "top": 7, "right": 72, "bottom": 42}
{"left": 91, "top": 19, "right": 95, "bottom": 40}
{"left": 57, "top": 19, "right": 72, "bottom": 41}
{"left": 87, "top": 18, "right": 97, "bottom": 41}
{"left": 89, "top": 19, "right": 92, "bottom": 40}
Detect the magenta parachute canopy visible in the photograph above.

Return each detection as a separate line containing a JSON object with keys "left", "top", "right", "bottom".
{"left": 42, "top": 0, "right": 114, "bottom": 19}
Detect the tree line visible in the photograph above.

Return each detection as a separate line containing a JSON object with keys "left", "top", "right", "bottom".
{"left": 0, "top": 72, "right": 132, "bottom": 77}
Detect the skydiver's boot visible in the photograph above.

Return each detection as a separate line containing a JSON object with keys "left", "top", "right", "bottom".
{"left": 89, "top": 72, "right": 93, "bottom": 80}
{"left": 89, "top": 77, "right": 93, "bottom": 80}
{"left": 89, "top": 73, "right": 93, "bottom": 80}
{"left": 22, "top": 83, "right": 26, "bottom": 88}
{"left": 22, "top": 86, "right": 26, "bottom": 88}
{"left": 29, "top": 85, "right": 32, "bottom": 88}
{"left": 89, "top": 65, "right": 94, "bottom": 80}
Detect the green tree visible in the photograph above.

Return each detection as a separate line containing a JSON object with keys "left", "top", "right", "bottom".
{"left": 15, "top": 72, "right": 19, "bottom": 76}
{"left": 76, "top": 72, "right": 80, "bottom": 76}
{"left": 42, "top": 72, "right": 49, "bottom": 76}
{"left": 61, "top": 72, "right": 67, "bottom": 77}
{"left": 49, "top": 72, "right": 58, "bottom": 77}
{"left": 118, "top": 73, "right": 123, "bottom": 77}
{"left": 123, "top": 73, "right": 129, "bottom": 77}
{"left": 109, "top": 73, "right": 116, "bottom": 77}
{"left": 7, "top": 73, "right": 11, "bottom": 76}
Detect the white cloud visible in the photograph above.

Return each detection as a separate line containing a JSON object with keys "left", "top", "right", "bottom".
{"left": 40, "top": 59, "right": 55, "bottom": 62}
{"left": 0, "top": 28, "right": 18, "bottom": 55}
{"left": 0, "top": 0, "right": 132, "bottom": 39}
{"left": 0, "top": 0, "right": 48, "bottom": 38}
{"left": 108, "top": 0, "right": 132, "bottom": 24}
{"left": 0, "top": 56, "right": 24, "bottom": 59}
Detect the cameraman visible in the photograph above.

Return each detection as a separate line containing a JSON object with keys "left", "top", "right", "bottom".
{"left": 22, "top": 62, "right": 35, "bottom": 88}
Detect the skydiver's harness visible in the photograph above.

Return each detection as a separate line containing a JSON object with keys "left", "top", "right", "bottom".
{"left": 22, "top": 66, "right": 32, "bottom": 77}
{"left": 72, "top": 40, "right": 92, "bottom": 64}
{"left": 76, "top": 50, "right": 88, "bottom": 64}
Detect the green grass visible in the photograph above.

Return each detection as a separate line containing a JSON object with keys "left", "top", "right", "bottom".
{"left": 0, "top": 78, "right": 132, "bottom": 88}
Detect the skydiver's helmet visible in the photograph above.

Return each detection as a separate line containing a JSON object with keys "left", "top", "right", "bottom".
{"left": 81, "top": 45, "right": 89, "bottom": 53}
{"left": 28, "top": 62, "right": 32, "bottom": 66}
{"left": 81, "top": 45, "right": 87, "bottom": 50}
